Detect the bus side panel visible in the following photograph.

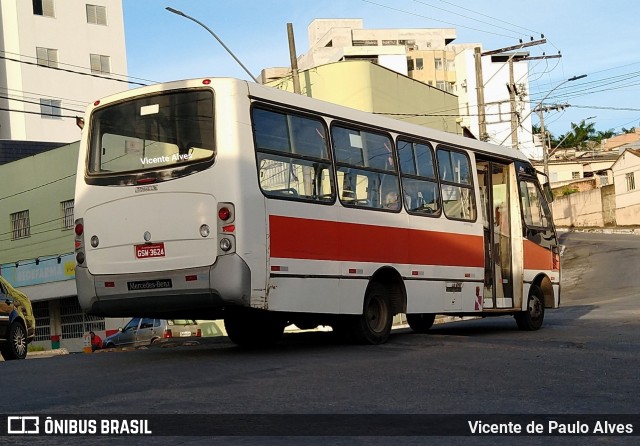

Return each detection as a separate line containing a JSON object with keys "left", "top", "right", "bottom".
{"left": 218, "top": 86, "right": 270, "bottom": 310}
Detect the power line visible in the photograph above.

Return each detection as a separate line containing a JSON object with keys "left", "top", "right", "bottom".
{"left": 0, "top": 54, "right": 147, "bottom": 86}
{"left": 433, "top": 0, "right": 541, "bottom": 36}
{"left": 0, "top": 173, "right": 76, "bottom": 202}
{"left": 0, "top": 94, "right": 85, "bottom": 114}
{"left": 0, "top": 106, "right": 79, "bottom": 119}
{"left": 360, "top": 0, "right": 520, "bottom": 39}
{"left": 411, "top": 0, "right": 531, "bottom": 37}
{"left": 0, "top": 50, "right": 156, "bottom": 85}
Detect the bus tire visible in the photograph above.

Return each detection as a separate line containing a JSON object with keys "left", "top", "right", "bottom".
{"left": 407, "top": 313, "right": 435, "bottom": 333}
{"left": 350, "top": 282, "right": 393, "bottom": 345}
{"left": 225, "top": 310, "right": 285, "bottom": 348}
{"left": 515, "top": 284, "right": 545, "bottom": 331}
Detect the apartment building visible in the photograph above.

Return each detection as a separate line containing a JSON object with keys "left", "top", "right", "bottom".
{"left": 263, "top": 19, "right": 537, "bottom": 159}
{"left": 0, "top": 0, "right": 128, "bottom": 143}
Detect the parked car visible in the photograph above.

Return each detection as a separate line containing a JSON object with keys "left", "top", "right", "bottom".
{"left": 0, "top": 276, "right": 36, "bottom": 360}
{"left": 102, "top": 318, "right": 200, "bottom": 348}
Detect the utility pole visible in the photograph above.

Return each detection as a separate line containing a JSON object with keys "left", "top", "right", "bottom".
{"left": 508, "top": 58, "right": 518, "bottom": 149}
{"left": 476, "top": 38, "right": 546, "bottom": 147}
{"left": 538, "top": 107, "right": 549, "bottom": 177}
{"left": 287, "top": 23, "right": 301, "bottom": 94}
{"left": 474, "top": 47, "right": 487, "bottom": 141}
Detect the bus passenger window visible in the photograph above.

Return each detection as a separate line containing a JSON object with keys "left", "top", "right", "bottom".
{"left": 398, "top": 139, "right": 440, "bottom": 216}
{"left": 437, "top": 147, "right": 476, "bottom": 221}
{"left": 252, "top": 106, "right": 335, "bottom": 204}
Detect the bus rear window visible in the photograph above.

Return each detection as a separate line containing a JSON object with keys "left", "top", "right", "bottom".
{"left": 87, "top": 90, "right": 215, "bottom": 176}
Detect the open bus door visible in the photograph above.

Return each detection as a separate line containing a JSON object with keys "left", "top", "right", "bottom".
{"left": 476, "top": 159, "right": 521, "bottom": 311}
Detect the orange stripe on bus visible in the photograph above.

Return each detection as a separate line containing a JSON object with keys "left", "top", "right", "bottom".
{"left": 269, "top": 215, "right": 484, "bottom": 267}
{"left": 523, "top": 240, "right": 555, "bottom": 271}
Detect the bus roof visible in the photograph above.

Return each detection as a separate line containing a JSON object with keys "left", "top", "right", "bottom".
{"left": 87, "top": 76, "right": 531, "bottom": 164}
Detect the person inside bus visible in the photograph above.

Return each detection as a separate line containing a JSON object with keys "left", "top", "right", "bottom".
{"left": 384, "top": 191, "right": 400, "bottom": 210}
{"left": 90, "top": 331, "right": 103, "bottom": 351}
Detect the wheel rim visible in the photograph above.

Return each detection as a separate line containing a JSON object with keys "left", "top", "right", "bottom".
{"left": 529, "top": 295, "right": 543, "bottom": 322}
{"left": 365, "top": 295, "right": 388, "bottom": 334}
{"left": 13, "top": 326, "right": 27, "bottom": 357}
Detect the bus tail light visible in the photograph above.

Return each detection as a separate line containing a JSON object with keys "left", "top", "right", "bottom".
{"left": 75, "top": 218, "right": 86, "bottom": 265}
{"left": 217, "top": 203, "right": 236, "bottom": 256}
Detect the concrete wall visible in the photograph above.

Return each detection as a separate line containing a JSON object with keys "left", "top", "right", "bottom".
{"left": 552, "top": 188, "right": 605, "bottom": 227}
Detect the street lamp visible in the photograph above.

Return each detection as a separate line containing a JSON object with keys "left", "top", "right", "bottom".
{"left": 165, "top": 7, "right": 259, "bottom": 83}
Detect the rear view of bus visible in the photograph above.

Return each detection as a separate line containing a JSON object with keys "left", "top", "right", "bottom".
{"left": 74, "top": 80, "right": 249, "bottom": 319}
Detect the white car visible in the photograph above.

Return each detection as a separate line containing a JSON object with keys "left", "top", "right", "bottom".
{"left": 102, "top": 318, "right": 200, "bottom": 348}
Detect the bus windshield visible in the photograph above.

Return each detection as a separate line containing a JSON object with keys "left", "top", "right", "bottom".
{"left": 87, "top": 89, "right": 215, "bottom": 176}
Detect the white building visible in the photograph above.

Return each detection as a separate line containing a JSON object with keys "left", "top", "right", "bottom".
{"left": 454, "top": 50, "right": 536, "bottom": 159}
{"left": 0, "top": 0, "right": 128, "bottom": 143}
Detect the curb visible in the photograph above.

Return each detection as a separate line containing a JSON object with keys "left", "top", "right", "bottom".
{"left": 27, "top": 348, "right": 69, "bottom": 358}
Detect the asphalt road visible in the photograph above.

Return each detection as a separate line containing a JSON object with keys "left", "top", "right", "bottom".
{"left": 3, "top": 231, "right": 639, "bottom": 445}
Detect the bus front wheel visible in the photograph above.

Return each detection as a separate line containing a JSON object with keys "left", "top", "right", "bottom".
{"left": 350, "top": 282, "right": 393, "bottom": 345}
{"left": 515, "top": 284, "right": 545, "bottom": 331}
{"left": 224, "top": 310, "right": 285, "bottom": 348}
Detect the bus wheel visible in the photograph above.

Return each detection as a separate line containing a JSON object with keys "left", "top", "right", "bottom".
{"left": 350, "top": 282, "right": 393, "bottom": 345}
{"left": 224, "top": 310, "right": 285, "bottom": 348}
{"left": 407, "top": 313, "right": 435, "bottom": 333}
{"left": 515, "top": 284, "right": 545, "bottom": 331}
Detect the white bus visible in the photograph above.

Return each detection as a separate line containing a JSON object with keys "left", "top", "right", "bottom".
{"left": 74, "top": 77, "right": 560, "bottom": 346}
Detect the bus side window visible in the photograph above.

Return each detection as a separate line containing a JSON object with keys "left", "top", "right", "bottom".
{"left": 398, "top": 138, "right": 440, "bottom": 216}
{"left": 519, "top": 180, "right": 551, "bottom": 229}
{"left": 252, "top": 106, "right": 335, "bottom": 203}
{"left": 436, "top": 147, "right": 476, "bottom": 221}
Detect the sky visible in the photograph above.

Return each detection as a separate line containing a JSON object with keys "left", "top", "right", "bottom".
{"left": 122, "top": 0, "right": 640, "bottom": 138}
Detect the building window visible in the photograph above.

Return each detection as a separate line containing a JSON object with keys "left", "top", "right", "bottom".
{"left": 36, "top": 47, "right": 58, "bottom": 68}
{"left": 32, "top": 301, "right": 52, "bottom": 342}
{"left": 33, "top": 0, "right": 55, "bottom": 17}
{"left": 61, "top": 199, "right": 74, "bottom": 229}
{"left": 90, "top": 54, "right": 111, "bottom": 74}
{"left": 40, "top": 99, "right": 62, "bottom": 119}
{"left": 434, "top": 58, "right": 443, "bottom": 70}
{"left": 436, "top": 81, "right": 446, "bottom": 90}
{"left": 626, "top": 172, "right": 636, "bottom": 191}
{"left": 572, "top": 172, "right": 581, "bottom": 179}
{"left": 407, "top": 59, "right": 414, "bottom": 71}
{"left": 86, "top": 4, "right": 107, "bottom": 25}
{"left": 352, "top": 40, "right": 378, "bottom": 46}
{"left": 10, "top": 210, "right": 30, "bottom": 240}
{"left": 382, "top": 40, "right": 398, "bottom": 46}
{"left": 415, "top": 58, "right": 424, "bottom": 70}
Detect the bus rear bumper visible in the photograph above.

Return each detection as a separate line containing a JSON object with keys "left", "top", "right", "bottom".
{"left": 75, "top": 254, "right": 251, "bottom": 318}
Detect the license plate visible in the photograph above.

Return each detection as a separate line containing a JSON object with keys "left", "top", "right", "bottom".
{"left": 180, "top": 331, "right": 192, "bottom": 337}
{"left": 135, "top": 242, "right": 165, "bottom": 259}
